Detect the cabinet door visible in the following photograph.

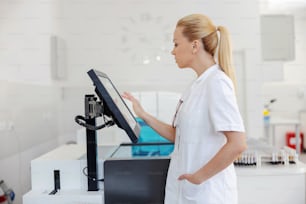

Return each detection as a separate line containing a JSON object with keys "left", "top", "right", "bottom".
{"left": 261, "top": 15, "right": 295, "bottom": 61}
{"left": 238, "top": 174, "right": 305, "bottom": 204}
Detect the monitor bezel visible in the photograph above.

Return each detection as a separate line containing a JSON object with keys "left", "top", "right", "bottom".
{"left": 87, "top": 69, "right": 140, "bottom": 143}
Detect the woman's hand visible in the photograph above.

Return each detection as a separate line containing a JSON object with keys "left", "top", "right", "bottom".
{"left": 178, "top": 173, "right": 202, "bottom": 185}
{"left": 123, "top": 91, "right": 176, "bottom": 142}
{"left": 122, "top": 92, "right": 146, "bottom": 118}
{"left": 179, "top": 131, "right": 246, "bottom": 185}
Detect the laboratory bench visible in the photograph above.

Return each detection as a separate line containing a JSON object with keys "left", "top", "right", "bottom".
{"left": 237, "top": 162, "right": 306, "bottom": 204}
{"left": 23, "top": 142, "right": 306, "bottom": 204}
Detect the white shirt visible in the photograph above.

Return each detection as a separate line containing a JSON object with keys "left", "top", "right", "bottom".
{"left": 165, "top": 64, "right": 245, "bottom": 204}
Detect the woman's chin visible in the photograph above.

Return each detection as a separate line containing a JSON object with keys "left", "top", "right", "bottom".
{"left": 177, "top": 64, "right": 186, "bottom": 69}
{"left": 176, "top": 63, "right": 182, "bottom": 68}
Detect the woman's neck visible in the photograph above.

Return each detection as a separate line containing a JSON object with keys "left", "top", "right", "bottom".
{"left": 193, "top": 55, "right": 216, "bottom": 77}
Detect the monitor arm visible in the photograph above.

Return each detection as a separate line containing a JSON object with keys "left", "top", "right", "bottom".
{"left": 75, "top": 95, "right": 115, "bottom": 131}
{"left": 75, "top": 94, "right": 115, "bottom": 191}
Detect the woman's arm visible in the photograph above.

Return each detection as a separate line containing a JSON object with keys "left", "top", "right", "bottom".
{"left": 122, "top": 92, "right": 176, "bottom": 142}
{"left": 179, "top": 131, "right": 247, "bottom": 184}
{"left": 141, "top": 112, "right": 176, "bottom": 142}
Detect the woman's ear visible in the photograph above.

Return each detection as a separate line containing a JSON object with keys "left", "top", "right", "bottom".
{"left": 192, "top": 40, "right": 198, "bottom": 48}
{"left": 192, "top": 40, "right": 200, "bottom": 54}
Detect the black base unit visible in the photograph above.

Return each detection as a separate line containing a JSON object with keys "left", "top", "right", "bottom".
{"left": 104, "top": 158, "right": 170, "bottom": 204}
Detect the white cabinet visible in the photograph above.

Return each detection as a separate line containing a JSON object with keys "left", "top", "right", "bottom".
{"left": 237, "top": 164, "right": 306, "bottom": 204}
{"left": 261, "top": 15, "right": 295, "bottom": 61}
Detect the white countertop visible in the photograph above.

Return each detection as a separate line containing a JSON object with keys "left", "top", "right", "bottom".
{"left": 236, "top": 161, "right": 306, "bottom": 176}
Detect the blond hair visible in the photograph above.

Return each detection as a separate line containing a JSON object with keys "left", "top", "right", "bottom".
{"left": 177, "top": 14, "right": 236, "bottom": 87}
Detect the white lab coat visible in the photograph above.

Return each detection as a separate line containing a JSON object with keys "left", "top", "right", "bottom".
{"left": 164, "top": 64, "right": 245, "bottom": 204}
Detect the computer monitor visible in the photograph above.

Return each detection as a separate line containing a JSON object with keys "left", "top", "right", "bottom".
{"left": 87, "top": 69, "right": 140, "bottom": 143}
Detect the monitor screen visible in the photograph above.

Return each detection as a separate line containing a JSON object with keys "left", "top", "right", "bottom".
{"left": 87, "top": 69, "right": 140, "bottom": 143}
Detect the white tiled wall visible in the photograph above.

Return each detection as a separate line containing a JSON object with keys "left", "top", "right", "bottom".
{"left": 283, "top": 9, "right": 306, "bottom": 82}
{"left": 0, "top": 81, "right": 61, "bottom": 204}
{"left": 0, "top": 0, "right": 57, "bottom": 83}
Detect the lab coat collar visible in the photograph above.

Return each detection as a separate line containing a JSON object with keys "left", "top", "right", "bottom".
{"left": 196, "top": 64, "right": 220, "bottom": 83}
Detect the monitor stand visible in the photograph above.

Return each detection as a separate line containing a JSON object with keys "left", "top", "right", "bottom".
{"left": 85, "top": 117, "right": 98, "bottom": 191}
{"left": 75, "top": 94, "right": 115, "bottom": 191}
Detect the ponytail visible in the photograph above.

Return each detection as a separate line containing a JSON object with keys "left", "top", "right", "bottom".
{"left": 217, "top": 26, "right": 236, "bottom": 89}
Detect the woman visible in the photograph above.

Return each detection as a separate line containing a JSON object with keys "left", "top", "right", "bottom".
{"left": 123, "top": 13, "right": 247, "bottom": 204}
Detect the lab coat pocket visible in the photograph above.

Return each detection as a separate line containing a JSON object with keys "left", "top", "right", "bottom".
{"left": 182, "top": 180, "right": 201, "bottom": 199}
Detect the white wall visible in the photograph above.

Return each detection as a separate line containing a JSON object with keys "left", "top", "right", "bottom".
{"left": 0, "top": 0, "right": 58, "bottom": 84}
{"left": 0, "top": 1, "right": 61, "bottom": 203}
{"left": 283, "top": 9, "right": 306, "bottom": 82}
{"left": 0, "top": 81, "right": 61, "bottom": 204}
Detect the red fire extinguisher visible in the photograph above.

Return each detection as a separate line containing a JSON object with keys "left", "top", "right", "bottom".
{"left": 0, "top": 187, "right": 8, "bottom": 204}
{"left": 0, "top": 180, "right": 14, "bottom": 204}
